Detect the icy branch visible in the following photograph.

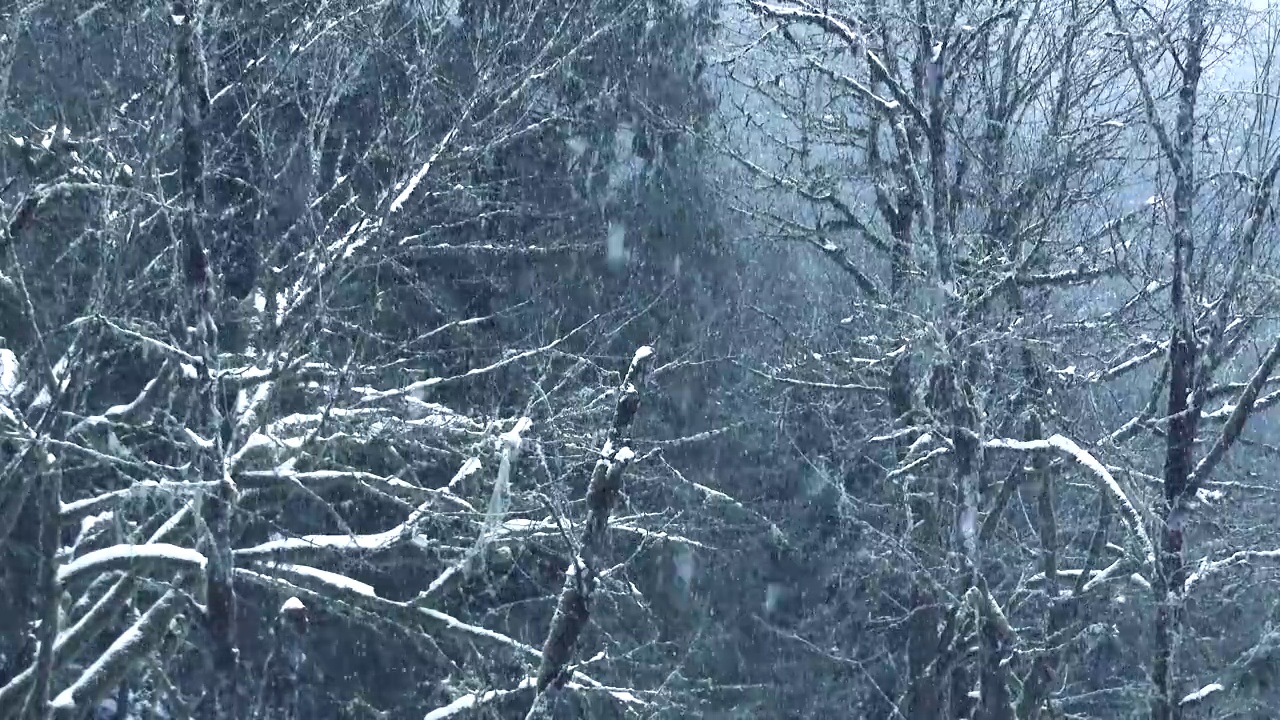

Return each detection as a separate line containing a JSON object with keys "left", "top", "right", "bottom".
{"left": 745, "top": 0, "right": 925, "bottom": 127}
{"left": 61, "top": 481, "right": 215, "bottom": 523}
{"left": 235, "top": 530, "right": 405, "bottom": 561}
{"left": 232, "top": 378, "right": 275, "bottom": 437}
{"left": 1092, "top": 340, "right": 1168, "bottom": 383}
{"left": 1189, "top": 333, "right": 1280, "bottom": 491}
{"left": 0, "top": 348, "right": 17, "bottom": 399}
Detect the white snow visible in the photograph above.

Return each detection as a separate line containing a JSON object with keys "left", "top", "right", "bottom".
{"left": 423, "top": 678, "right": 534, "bottom": 719}
{"left": 500, "top": 518, "right": 541, "bottom": 532}
{"left": 985, "top": 434, "right": 1154, "bottom": 564}
{"left": 959, "top": 502, "right": 978, "bottom": 549}
{"left": 1196, "top": 488, "right": 1225, "bottom": 504}
{"left": 1179, "top": 682, "right": 1223, "bottom": 705}
{"left": 499, "top": 417, "right": 533, "bottom": 452}
{"left": 58, "top": 543, "right": 207, "bottom": 584}
{"left": 51, "top": 689, "right": 75, "bottom": 709}
{"left": 1206, "top": 401, "right": 1236, "bottom": 419}
{"left": 31, "top": 350, "right": 72, "bottom": 409}
{"left": 233, "top": 379, "right": 274, "bottom": 434}
{"left": 260, "top": 562, "right": 376, "bottom": 597}
{"left": 614, "top": 446, "right": 636, "bottom": 464}
{"left": 228, "top": 432, "right": 275, "bottom": 468}
{"left": 237, "top": 498, "right": 479, "bottom": 560}
{"left": 610, "top": 524, "right": 711, "bottom": 548}
{"left": 474, "top": 419, "right": 536, "bottom": 560}
{"left": 75, "top": 511, "right": 114, "bottom": 549}
{"left": 236, "top": 531, "right": 399, "bottom": 558}
{"left": 391, "top": 126, "right": 459, "bottom": 213}
{"left": 907, "top": 432, "right": 934, "bottom": 455}
{"left": 1185, "top": 548, "right": 1280, "bottom": 593}
{"left": 1080, "top": 559, "right": 1134, "bottom": 594}
{"left": 274, "top": 291, "right": 289, "bottom": 327}
{"left": 0, "top": 348, "right": 17, "bottom": 398}
{"left": 51, "top": 590, "right": 180, "bottom": 713}
{"left": 448, "top": 457, "right": 482, "bottom": 489}
{"left": 280, "top": 596, "right": 306, "bottom": 613}
{"left": 404, "top": 398, "right": 470, "bottom": 429}
{"left": 183, "top": 427, "right": 215, "bottom": 449}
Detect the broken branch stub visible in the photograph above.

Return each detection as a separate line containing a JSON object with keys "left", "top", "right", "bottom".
{"left": 531, "top": 346, "right": 654, "bottom": 698}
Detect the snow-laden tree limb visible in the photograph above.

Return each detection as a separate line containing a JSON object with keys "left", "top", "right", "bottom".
{"left": 0, "top": 574, "right": 137, "bottom": 716}
{"left": 1184, "top": 549, "right": 1280, "bottom": 594}
{"left": 58, "top": 543, "right": 207, "bottom": 586}
{"left": 60, "top": 480, "right": 216, "bottom": 524}
{"left": 530, "top": 346, "right": 654, "bottom": 712}
{"left": 66, "top": 361, "right": 172, "bottom": 436}
{"left": 745, "top": 0, "right": 927, "bottom": 126}
{"left": 233, "top": 568, "right": 640, "bottom": 703}
{"left": 69, "top": 314, "right": 202, "bottom": 366}
{"left": 475, "top": 417, "right": 533, "bottom": 553}
{"left": 985, "top": 434, "right": 1154, "bottom": 564}
{"left": 0, "top": 504, "right": 191, "bottom": 716}
{"left": 49, "top": 589, "right": 188, "bottom": 719}
{"left": 255, "top": 561, "right": 377, "bottom": 597}
{"left": 424, "top": 678, "right": 534, "bottom": 720}
{"left": 1188, "top": 333, "right": 1280, "bottom": 492}
{"left": 391, "top": 125, "right": 461, "bottom": 214}
{"left": 1178, "top": 682, "right": 1223, "bottom": 707}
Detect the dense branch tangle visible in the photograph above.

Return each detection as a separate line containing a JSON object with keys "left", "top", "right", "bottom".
{"left": 718, "top": 0, "right": 1280, "bottom": 717}
{"left": 0, "top": 0, "right": 724, "bottom": 717}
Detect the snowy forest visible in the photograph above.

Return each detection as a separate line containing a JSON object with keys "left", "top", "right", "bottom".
{"left": 8, "top": 0, "right": 1280, "bottom": 718}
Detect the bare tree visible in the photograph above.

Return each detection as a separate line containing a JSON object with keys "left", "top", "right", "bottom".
{"left": 0, "top": 0, "right": 734, "bottom": 718}
{"left": 1105, "top": 0, "right": 1280, "bottom": 717}
{"left": 719, "top": 0, "right": 1280, "bottom": 716}
{"left": 715, "top": 0, "right": 1176, "bottom": 716}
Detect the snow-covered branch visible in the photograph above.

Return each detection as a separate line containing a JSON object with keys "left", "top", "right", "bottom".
{"left": 49, "top": 590, "right": 188, "bottom": 719}
{"left": 1184, "top": 549, "right": 1280, "bottom": 595}
{"left": 57, "top": 544, "right": 207, "bottom": 587}
{"left": 985, "top": 434, "right": 1154, "bottom": 564}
